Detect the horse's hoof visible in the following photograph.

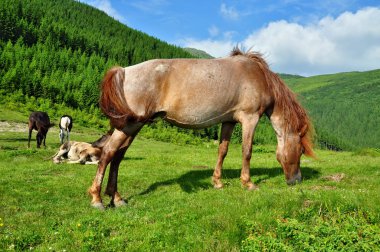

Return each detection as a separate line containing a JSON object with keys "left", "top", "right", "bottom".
{"left": 245, "top": 182, "right": 259, "bottom": 191}
{"left": 114, "top": 199, "right": 127, "bottom": 208}
{"left": 91, "top": 202, "right": 105, "bottom": 210}
{"left": 213, "top": 183, "right": 224, "bottom": 189}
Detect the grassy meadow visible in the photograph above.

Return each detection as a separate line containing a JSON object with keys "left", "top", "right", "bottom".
{"left": 1, "top": 113, "right": 380, "bottom": 251}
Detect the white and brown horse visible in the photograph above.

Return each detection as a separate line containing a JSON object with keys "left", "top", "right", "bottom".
{"left": 52, "top": 133, "right": 111, "bottom": 164}
{"left": 88, "top": 48, "right": 315, "bottom": 209}
{"left": 59, "top": 115, "right": 73, "bottom": 144}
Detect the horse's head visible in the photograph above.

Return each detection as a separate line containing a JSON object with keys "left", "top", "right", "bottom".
{"left": 276, "top": 124, "right": 314, "bottom": 185}
{"left": 36, "top": 131, "right": 45, "bottom": 148}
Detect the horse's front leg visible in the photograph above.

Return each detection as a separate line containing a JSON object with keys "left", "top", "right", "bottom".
{"left": 212, "top": 122, "right": 235, "bottom": 189}
{"left": 28, "top": 128, "right": 32, "bottom": 148}
{"left": 88, "top": 129, "right": 128, "bottom": 210}
{"left": 239, "top": 113, "right": 260, "bottom": 190}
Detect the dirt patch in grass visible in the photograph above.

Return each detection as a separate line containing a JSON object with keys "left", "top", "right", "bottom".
{"left": 322, "top": 173, "right": 345, "bottom": 182}
{"left": 0, "top": 121, "right": 28, "bottom": 132}
{"left": 310, "top": 185, "right": 337, "bottom": 190}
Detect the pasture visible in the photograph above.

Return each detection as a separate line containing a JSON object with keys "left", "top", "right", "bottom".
{"left": 0, "top": 120, "right": 379, "bottom": 251}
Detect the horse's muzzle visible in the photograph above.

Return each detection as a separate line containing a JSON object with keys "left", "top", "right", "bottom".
{"left": 286, "top": 171, "right": 302, "bottom": 185}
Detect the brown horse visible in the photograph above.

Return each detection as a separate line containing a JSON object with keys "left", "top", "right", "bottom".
{"left": 88, "top": 48, "right": 315, "bottom": 209}
{"left": 28, "top": 111, "right": 53, "bottom": 148}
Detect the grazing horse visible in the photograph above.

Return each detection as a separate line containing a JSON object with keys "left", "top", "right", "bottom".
{"left": 52, "top": 133, "right": 111, "bottom": 164}
{"left": 59, "top": 115, "right": 73, "bottom": 144}
{"left": 88, "top": 48, "right": 315, "bottom": 209}
{"left": 28, "top": 111, "right": 53, "bottom": 148}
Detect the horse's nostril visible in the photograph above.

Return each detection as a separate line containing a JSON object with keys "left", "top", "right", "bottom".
{"left": 286, "top": 179, "right": 296, "bottom": 185}
{"left": 286, "top": 173, "right": 302, "bottom": 186}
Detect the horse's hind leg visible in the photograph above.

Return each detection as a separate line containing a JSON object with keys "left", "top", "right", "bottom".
{"left": 104, "top": 138, "right": 133, "bottom": 207}
{"left": 88, "top": 125, "right": 142, "bottom": 209}
{"left": 212, "top": 122, "right": 235, "bottom": 189}
{"left": 59, "top": 129, "right": 63, "bottom": 144}
{"left": 240, "top": 114, "right": 260, "bottom": 190}
{"left": 88, "top": 129, "right": 128, "bottom": 209}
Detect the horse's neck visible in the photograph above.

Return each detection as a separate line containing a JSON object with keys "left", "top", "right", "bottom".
{"left": 267, "top": 106, "right": 293, "bottom": 140}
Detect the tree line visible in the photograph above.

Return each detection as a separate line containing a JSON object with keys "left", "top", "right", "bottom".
{"left": 3, "top": 0, "right": 377, "bottom": 150}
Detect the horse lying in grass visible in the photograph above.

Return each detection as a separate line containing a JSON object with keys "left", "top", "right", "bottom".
{"left": 88, "top": 47, "right": 315, "bottom": 209}
{"left": 52, "top": 133, "right": 111, "bottom": 164}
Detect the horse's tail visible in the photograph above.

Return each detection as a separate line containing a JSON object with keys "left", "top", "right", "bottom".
{"left": 99, "top": 67, "right": 142, "bottom": 129}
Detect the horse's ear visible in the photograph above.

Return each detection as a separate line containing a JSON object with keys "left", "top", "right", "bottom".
{"left": 299, "top": 124, "right": 308, "bottom": 137}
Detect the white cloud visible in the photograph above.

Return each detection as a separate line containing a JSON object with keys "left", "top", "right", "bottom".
{"left": 208, "top": 25, "right": 219, "bottom": 37}
{"left": 243, "top": 7, "right": 380, "bottom": 75}
{"left": 183, "top": 7, "right": 380, "bottom": 76}
{"left": 80, "top": 0, "right": 126, "bottom": 23}
{"left": 180, "top": 38, "right": 236, "bottom": 58}
{"left": 130, "top": 0, "right": 169, "bottom": 15}
{"left": 220, "top": 3, "right": 240, "bottom": 20}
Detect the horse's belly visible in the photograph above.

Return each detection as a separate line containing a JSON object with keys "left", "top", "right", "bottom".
{"left": 67, "top": 150, "right": 80, "bottom": 160}
{"left": 164, "top": 107, "right": 233, "bottom": 128}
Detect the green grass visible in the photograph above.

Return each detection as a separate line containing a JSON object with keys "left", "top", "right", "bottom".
{"left": 1, "top": 122, "right": 379, "bottom": 251}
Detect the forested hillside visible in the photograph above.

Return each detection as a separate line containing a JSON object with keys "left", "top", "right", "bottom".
{"left": 0, "top": 0, "right": 192, "bottom": 108}
{"left": 283, "top": 70, "right": 380, "bottom": 150}
{"left": 1, "top": 0, "right": 378, "bottom": 150}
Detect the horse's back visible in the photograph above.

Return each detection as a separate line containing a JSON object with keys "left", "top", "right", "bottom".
{"left": 60, "top": 116, "right": 72, "bottom": 130}
{"left": 122, "top": 57, "right": 270, "bottom": 127}
{"left": 29, "top": 111, "right": 50, "bottom": 128}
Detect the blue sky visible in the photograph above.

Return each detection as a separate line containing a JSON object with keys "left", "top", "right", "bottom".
{"left": 79, "top": 0, "right": 380, "bottom": 76}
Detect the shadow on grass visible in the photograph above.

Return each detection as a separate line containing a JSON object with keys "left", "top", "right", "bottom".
{"left": 132, "top": 166, "right": 320, "bottom": 199}
{"left": 123, "top": 156, "right": 145, "bottom": 161}
{"left": 0, "top": 137, "right": 29, "bottom": 142}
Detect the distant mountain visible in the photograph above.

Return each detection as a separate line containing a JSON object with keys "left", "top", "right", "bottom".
{"left": 279, "top": 73, "right": 305, "bottom": 80}
{"left": 183, "top": 48, "right": 214, "bottom": 59}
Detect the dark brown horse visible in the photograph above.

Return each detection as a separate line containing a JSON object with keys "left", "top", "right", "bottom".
{"left": 28, "top": 111, "right": 53, "bottom": 148}
{"left": 88, "top": 48, "right": 315, "bottom": 209}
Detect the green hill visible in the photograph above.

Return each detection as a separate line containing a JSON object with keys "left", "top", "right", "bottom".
{"left": 0, "top": 0, "right": 378, "bottom": 151}
{"left": 183, "top": 48, "right": 214, "bottom": 59}
{"left": 0, "top": 0, "right": 192, "bottom": 108}
{"left": 284, "top": 70, "right": 380, "bottom": 150}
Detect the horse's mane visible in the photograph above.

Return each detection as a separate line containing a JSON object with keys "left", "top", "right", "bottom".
{"left": 231, "top": 47, "right": 315, "bottom": 157}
